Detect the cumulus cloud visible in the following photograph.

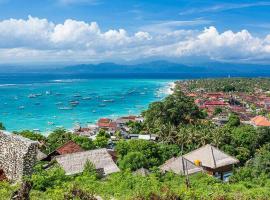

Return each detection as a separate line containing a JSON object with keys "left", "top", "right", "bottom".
{"left": 0, "top": 16, "right": 270, "bottom": 63}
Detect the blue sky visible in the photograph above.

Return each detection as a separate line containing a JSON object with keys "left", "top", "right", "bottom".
{"left": 0, "top": 0, "right": 270, "bottom": 64}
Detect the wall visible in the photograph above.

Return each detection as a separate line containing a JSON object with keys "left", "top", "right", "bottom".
{"left": 0, "top": 131, "right": 38, "bottom": 181}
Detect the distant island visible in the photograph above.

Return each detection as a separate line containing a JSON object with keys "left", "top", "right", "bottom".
{"left": 2, "top": 61, "right": 270, "bottom": 77}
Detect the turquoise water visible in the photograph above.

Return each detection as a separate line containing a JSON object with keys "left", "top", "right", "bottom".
{"left": 0, "top": 77, "right": 173, "bottom": 132}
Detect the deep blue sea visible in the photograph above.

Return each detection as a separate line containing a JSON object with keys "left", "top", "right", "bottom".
{"left": 0, "top": 74, "right": 175, "bottom": 132}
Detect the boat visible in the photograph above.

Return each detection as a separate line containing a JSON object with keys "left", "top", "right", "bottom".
{"left": 102, "top": 99, "right": 114, "bottom": 102}
{"left": 70, "top": 101, "right": 80, "bottom": 106}
{"left": 45, "top": 91, "right": 51, "bottom": 95}
{"left": 73, "top": 94, "right": 82, "bottom": 98}
{"left": 58, "top": 107, "right": 73, "bottom": 110}
{"left": 48, "top": 121, "right": 54, "bottom": 125}
{"left": 28, "top": 94, "right": 37, "bottom": 98}
{"left": 82, "top": 97, "right": 92, "bottom": 100}
{"left": 55, "top": 102, "right": 63, "bottom": 105}
{"left": 98, "top": 104, "right": 106, "bottom": 107}
{"left": 18, "top": 106, "right": 25, "bottom": 110}
{"left": 92, "top": 110, "right": 96, "bottom": 113}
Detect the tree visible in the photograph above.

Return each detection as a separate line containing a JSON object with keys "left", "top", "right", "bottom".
{"left": 14, "top": 130, "right": 46, "bottom": 142}
{"left": 0, "top": 122, "right": 6, "bottom": 130}
{"left": 119, "top": 152, "right": 147, "bottom": 171}
{"left": 227, "top": 113, "right": 240, "bottom": 127}
{"left": 143, "top": 87, "right": 204, "bottom": 132}
{"left": 213, "top": 107, "right": 222, "bottom": 116}
{"left": 31, "top": 164, "right": 70, "bottom": 191}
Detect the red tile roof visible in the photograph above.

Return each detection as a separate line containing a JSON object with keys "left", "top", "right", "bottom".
{"left": 251, "top": 116, "right": 270, "bottom": 127}
{"left": 204, "top": 101, "right": 228, "bottom": 106}
{"left": 56, "top": 141, "right": 83, "bottom": 155}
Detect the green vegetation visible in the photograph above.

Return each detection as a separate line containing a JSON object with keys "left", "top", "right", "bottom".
{"left": 2, "top": 79, "right": 270, "bottom": 199}
{"left": 143, "top": 85, "right": 204, "bottom": 132}
{"left": 14, "top": 129, "right": 95, "bottom": 154}
{"left": 182, "top": 78, "right": 270, "bottom": 92}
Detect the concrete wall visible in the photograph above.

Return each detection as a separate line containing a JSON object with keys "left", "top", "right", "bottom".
{"left": 0, "top": 131, "right": 38, "bottom": 181}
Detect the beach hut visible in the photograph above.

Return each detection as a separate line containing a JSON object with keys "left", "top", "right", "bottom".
{"left": 183, "top": 144, "right": 239, "bottom": 180}
{"left": 160, "top": 156, "right": 202, "bottom": 175}
{"left": 55, "top": 148, "right": 120, "bottom": 176}
{"left": 42, "top": 140, "right": 83, "bottom": 161}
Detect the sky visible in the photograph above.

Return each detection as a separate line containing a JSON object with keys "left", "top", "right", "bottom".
{"left": 0, "top": 0, "right": 270, "bottom": 65}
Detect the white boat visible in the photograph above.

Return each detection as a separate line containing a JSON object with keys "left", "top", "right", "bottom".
{"left": 58, "top": 107, "right": 73, "bottom": 110}
{"left": 73, "top": 94, "right": 82, "bottom": 98}
{"left": 103, "top": 99, "right": 114, "bottom": 102}
{"left": 18, "top": 106, "right": 25, "bottom": 109}
{"left": 45, "top": 91, "right": 51, "bottom": 95}
{"left": 82, "top": 97, "right": 92, "bottom": 100}
{"left": 70, "top": 101, "right": 80, "bottom": 106}
{"left": 28, "top": 94, "right": 37, "bottom": 98}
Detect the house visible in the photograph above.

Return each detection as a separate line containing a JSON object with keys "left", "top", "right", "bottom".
{"left": 160, "top": 156, "right": 202, "bottom": 175}
{"left": 55, "top": 148, "right": 120, "bottom": 176}
{"left": 97, "top": 118, "right": 118, "bottom": 132}
{"left": 133, "top": 168, "right": 150, "bottom": 176}
{"left": 183, "top": 144, "right": 239, "bottom": 181}
{"left": 42, "top": 140, "right": 83, "bottom": 161}
{"left": 74, "top": 125, "right": 98, "bottom": 137}
{"left": 36, "top": 149, "right": 47, "bottom": 161}
{"left": 212, "top": 115, "right": 229, "bottom": 126}
{"left": 250, "top": 116, "right": 270, "bottom": 127}
{"left": 0, "top": 131, "right": 38, "bottom": 181}
{"left": 204, "top": 101, "right": 228, "bottom": 107}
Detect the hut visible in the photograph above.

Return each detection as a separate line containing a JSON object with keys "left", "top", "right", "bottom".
{"left": 55, "top": 148, "right": 120, "bottom": 176}
{"left": 42, "top": 140, "right": 83, "bottom": 161}
{"left": 183, "top": 144, "right": 239, "bottom": 180}
{"left": 160, "top": 156, "right": 202, "bottom": 175}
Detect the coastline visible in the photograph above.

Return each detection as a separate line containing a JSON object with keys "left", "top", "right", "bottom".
{"left": 0, "top": 78, "right": 175, "bottom": 133}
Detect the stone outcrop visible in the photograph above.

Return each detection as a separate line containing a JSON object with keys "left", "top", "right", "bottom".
{"left": 0, "top": 131, "right": 38, "bottom": 181}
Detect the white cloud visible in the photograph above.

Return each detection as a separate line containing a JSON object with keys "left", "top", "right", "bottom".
{"left": 179, "top": 2, "right": 270, "bottom": 15}
{"left": 0, "top": 16, "right": 270, "bottom": 63}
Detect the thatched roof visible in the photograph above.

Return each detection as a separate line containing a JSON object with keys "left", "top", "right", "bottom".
{"left": 36, "top": 150, "right": 47, "bottom": 161}
{"left": 160, "top": 156, "right": 202, "bottom": 175}
{"left": 183, "top": 144, "right": 239, "bottom": 169}
{"left": 55, "top": 148, "right": 120, "bottom": 176}
{"left": 133, "top": 168, "right": 150, "bottom": 176}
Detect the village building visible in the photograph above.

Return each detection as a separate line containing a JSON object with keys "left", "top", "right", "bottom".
{"left": 250, "top": 116, "right": 270, "bottom": 127}
{"left": 0, "top": 131, "right": 38, "bottom": 181}
{"left": 42, "top": 140, "right": 83, "bottom": 161}
{"left": 183, "top": 144, "right": 239, "bottom": 181}
{"left": 160, "top": 156, "right": 202, "bottom": 175}
{"left": 133, "top": 168, "right": 150, "bottom": 176}
{"left": 55, "top": 148, "right": 120, "bottom": 176}
{"left": 97, "top": 118, "right": 118, "bottom": 133}
{"left": 73, "top": 125, "right": 98, "bottom": 137}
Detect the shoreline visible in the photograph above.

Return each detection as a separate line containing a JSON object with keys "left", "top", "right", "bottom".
{"left": 1, "top": 79, "right": 176, "bottom": 134}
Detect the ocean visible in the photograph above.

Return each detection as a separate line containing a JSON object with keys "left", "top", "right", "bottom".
{"left": 0, "top": 74, "right": 175, "bottom": 132}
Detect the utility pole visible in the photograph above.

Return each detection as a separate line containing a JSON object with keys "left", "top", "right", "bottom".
{"left": 181, "top": 143, "right": 190, "bottom": 188}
